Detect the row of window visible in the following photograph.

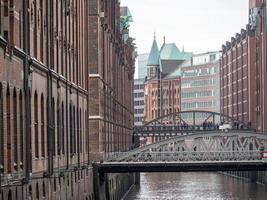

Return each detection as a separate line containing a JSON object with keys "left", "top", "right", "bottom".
{"left": 1, "top": 169, "right": 94, "bottom": 200}
{"left": 0, "top": 82, "right": 88, "bottom": 173}
{"left": 151, "top": 98, "right": 180, "bottom": 107}
{"left": 134, "top": 117, "right": 144, "bottom": 123}
{"left": 134, "top": 108, "right": 144, "bottom": 114}
{"left": 182, "top": 66, "right": 219, "bottom": 77}
{"left": 0, "top": 0, "right": 87, "bottom": 88}
{"left": 134, "top": 84, "right": 144, "bottom": 90}
{"left": 134, "top": 92, "right": 144, "bottom": 98}
{"left": 151, "top": 89, "right": 180, "bottom": 97}
{"left": 182, "top": 78, "right": 219, "bottom": 88}
{"left": 182, "top": 90, "right": 213, "bottom": 99}
{"left": 151, "top": 108, "right": 180, "bottom": 119}
{"left": 182, "top": 101, "right": 218, "bottom": 109}
{"left": 134, "top": 100, "right": 144, "bottom": 106}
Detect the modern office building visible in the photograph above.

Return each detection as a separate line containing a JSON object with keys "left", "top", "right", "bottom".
{"left": 134, "top": 79, "right": 145, "bottom": 125}
{"left": 181, "top": 52, "right": 221, "bottom": 124}
{"left": 133, "top": 53, "right": 149, "bottom": 126}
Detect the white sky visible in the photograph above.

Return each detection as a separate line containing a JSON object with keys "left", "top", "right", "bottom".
{"left": 121, "top": 0, "right": 249, "bottom": 54}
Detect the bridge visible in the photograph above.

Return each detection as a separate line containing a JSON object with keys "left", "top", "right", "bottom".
{"left": 92, "top": 112, "right": 267, "bottom": 199}
{"left": 95, "top": 130, "right": 267, "bottom": 173}
{"left": 92, "top": 111, "right": 267, "bottom": 175}
{"left": 133, "top": 110, "right": 253, "bottom": 138}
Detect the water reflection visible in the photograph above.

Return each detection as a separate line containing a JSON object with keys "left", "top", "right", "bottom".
{"left": 125, "top": 173, "right": 267, "bottom": 200}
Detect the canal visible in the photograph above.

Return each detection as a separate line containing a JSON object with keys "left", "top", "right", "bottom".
{"left": 125, "top": 173, "right": 267, "bottom": 200}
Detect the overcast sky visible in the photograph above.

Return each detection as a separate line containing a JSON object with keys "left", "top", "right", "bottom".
{"left": 121, "top": 0, "right": 249, "bottom": 54}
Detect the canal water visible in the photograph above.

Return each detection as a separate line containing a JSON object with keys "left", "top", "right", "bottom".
{"left": 125, "top": 173, "right": 267, "bottom": 200}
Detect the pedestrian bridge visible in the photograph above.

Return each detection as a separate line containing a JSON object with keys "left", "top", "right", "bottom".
{"left": 95, "top": 130, "right": 267, "bottom": 173}
{"left": 133, "top": 110, "right": 253, "bottom": 138}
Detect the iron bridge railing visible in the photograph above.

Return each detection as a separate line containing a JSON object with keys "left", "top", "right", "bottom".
{"left": 100, "top": 151, "right": 262, "bottom": 163}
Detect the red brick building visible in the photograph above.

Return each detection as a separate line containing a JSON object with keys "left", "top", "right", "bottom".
{"left": 220, "top": 27, "right": 257, "bottom": 127}
{"left": 144, "top": 77, "right": 181, "bottom": 123}
{"left": 220, "top": 0, "right": 267, "bottom": 131}
{"left": 0, "top": 0, "right": 136, "bottom": 199}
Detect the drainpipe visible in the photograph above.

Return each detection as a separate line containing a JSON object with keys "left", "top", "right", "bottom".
{"left": 65, "top": 0, "right": 69, "bottom": 170}
{"left": 46, "top": 0, "right": 54, "bottom": 176}
{"left": 23, "top": 0, "right": 32, "bottom": 181}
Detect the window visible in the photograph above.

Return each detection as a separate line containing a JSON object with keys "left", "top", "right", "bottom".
{"left": 0, "top": 83, "right": 3, "bottom": 170}
{"left": 50, "top": 99, "right": 55, "bottom": 156}
{"left": 42, "top": 181, "right": 46, "bottom": 197}
{"left": 3, "top": 0, "right": 8, "bottom": 16}
{"left": 62, "top": 102, "right": 65, "bottom": 154}
{"left": 6, "top": 86, "right": 11, "bottom": 173}
{"left": 3, "top": 30, "right": 8, "bottom": 41}
{"left": 41, "top": 94, "right": 45, "bottom": 157}
{"left": 57, "top": 99, "right": 61, "bottom": 155}
{"left": 19, "top": 91, "right": 23, "bottom": 169}
{"left": 13, "top": 89, "right": 18, "bottom": 169}
{"left": 54, "top": 178, "right": 57, "bottom": 192}
{"left": 36, "top": 183, "right": 39, "bottom": 200}
{"left": 34, "top": 91, "right": 39, "bottom": 158}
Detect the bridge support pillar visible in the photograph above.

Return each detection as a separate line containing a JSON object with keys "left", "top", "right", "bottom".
{"left": 93, "top": 163, "right": 107, "bottom": 200}
{"left": 134, "top": 173, "right": 140, "bottom": 185}
{"left": 249, "top": 171, "right": 257, "bottom": 183}
{"left": 133, "top": 136, "right": 140, "bottom": 148}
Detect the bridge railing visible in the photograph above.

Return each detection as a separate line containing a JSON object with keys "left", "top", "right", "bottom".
{"left": 101, "top": 151, "right": 262, "bottom": 163}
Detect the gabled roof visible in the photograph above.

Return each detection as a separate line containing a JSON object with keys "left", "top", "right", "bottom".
{"left": 160, "top": 43, "right": 193, "bottom": 62}
{"left": 147, "top": 38, "right": 160, "bottom": 66}
{"left": 160, "top": 43, "right": 182, "bottom": 60}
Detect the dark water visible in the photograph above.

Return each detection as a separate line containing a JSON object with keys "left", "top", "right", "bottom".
{"left": 125, "top": 173, "right": 267, "bottom": 200}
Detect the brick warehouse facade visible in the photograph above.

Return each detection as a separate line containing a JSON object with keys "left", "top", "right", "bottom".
{"left": 220, "top": 0, "right": 266, "bottom": 132}
{"left": 220, "top": 0, "right": 267, "bottom": 185}
{"left": 220, "top": 27, "right": 257, "bottom": 128}
{"left": 0, "top": 1, "right": 136, "bottom": 200}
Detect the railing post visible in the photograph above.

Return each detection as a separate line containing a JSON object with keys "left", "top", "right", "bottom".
{"left": 215, "top": 113, "right": 217, "bottom": 129}
{"left": 193, "top": 112, "right": 196, "bottom": 129}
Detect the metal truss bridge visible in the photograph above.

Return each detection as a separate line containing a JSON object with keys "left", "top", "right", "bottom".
{"left": 133, "top": 110, "right": 254, "bottom": 138}
{"left": 95, "top": 130, "right": 267, "bottom": 173}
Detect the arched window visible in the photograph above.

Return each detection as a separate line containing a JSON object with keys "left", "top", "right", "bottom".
{"left": 52, "top": 98, "right": 55, "bottom": 156}
{"left": 29, "top": 185, "right": 32, "bottom": 199}
{"left": 70, "top": 103, "right": 73, "bottom": 155}
{"left": 39, "top": 0, "right": 44, "bottom": 61}
{"left": 41, "top": 94, "right": 45, "bottom": 157}
{"left": 6, "top": 86, "right": 11, "bottom": 173}
{"left": 79, "top": 109, "right": 82, "bottom": 153}
{"left": 8, "top": 190, "right": 12, "bottom": 200}
{"left": 57, "top": 99, "right": 61, "bottom": 155}
{"left": 73, "top": 106, "right": 76, "bottom": 154}
{"left": 61, "top": 102, "right": 65, "bottom": 154}
{"left": 36, "top": 182, "right": 39, "bottom": 200}
{"left": 0, "top": 83, "right": 4, "bottom": 170}
{"left": 54, "top": 177, "right": 57, "bottom": 192}
{"left": 85, "top": 110, "right": 88, "bottom": 153}
{"left": 77, "top": 107, "right": 80, "bottom": 154}
{"left": 42, "top": 181, "right": 46, "bottom": 197}
{"left": 13, "top": 89, "right": 18, "bottom": 170}
{"left": 19, "top": 91, "right": 24, "bottom": 169}
{"left": 34, "top": 91, "right": 39, "bottom": 158}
